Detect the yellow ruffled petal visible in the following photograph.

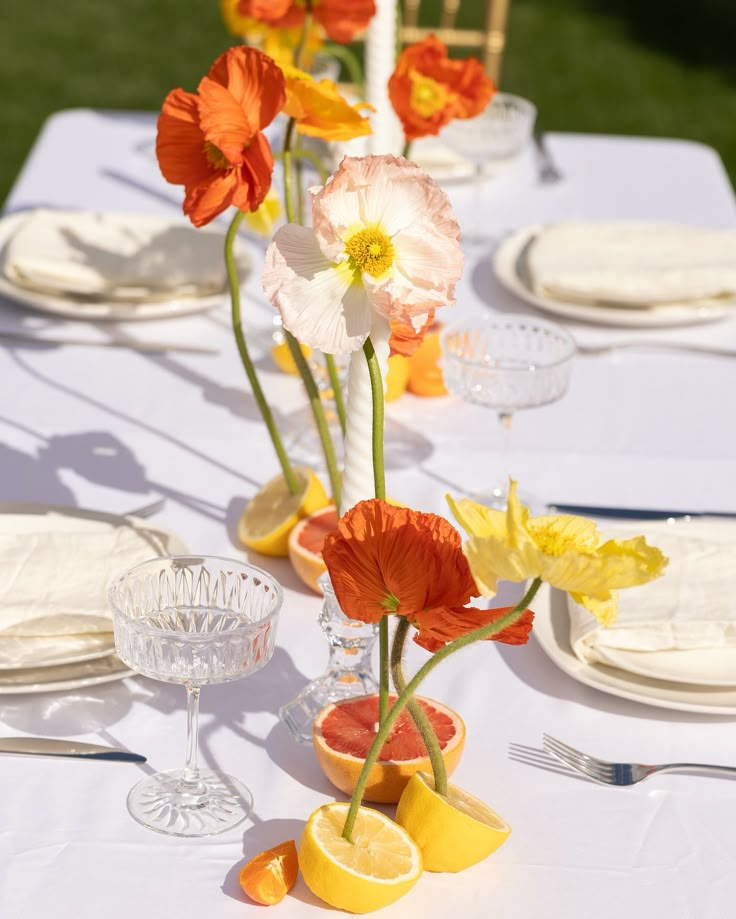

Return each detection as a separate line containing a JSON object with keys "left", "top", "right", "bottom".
{"left": 569, "top": 589, "right": 619, "bottom": 626}
{"left": 596, "top": 536, "right": 668, "bottom": 587}
{"left": 446, "top": 495, "right": 507, "bottom": 540}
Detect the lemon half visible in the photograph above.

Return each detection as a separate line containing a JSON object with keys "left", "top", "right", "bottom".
{"left": 238, "top": 466, "right": 329, "bottom": 557}
{"left": 299, "top": 802, "right": 422, "bottom": 913}
{"left": 396, "top": 771, "right": 511, "bottom": 872}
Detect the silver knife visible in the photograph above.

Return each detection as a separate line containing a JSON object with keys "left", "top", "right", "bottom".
{"left": 548, "top": 503, "right": 736, "bottom": 520}
{"left": 0, "top": 737, "right": 146, "bottom": 762}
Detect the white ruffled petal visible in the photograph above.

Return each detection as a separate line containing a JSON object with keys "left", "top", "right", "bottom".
{"left": 263, "top": 224, "right": 373, "bottom": 353}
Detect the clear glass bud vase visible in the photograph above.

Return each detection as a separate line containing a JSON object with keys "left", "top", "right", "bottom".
{"left": 279, "top": 572, "right": 378, "bottom": 743}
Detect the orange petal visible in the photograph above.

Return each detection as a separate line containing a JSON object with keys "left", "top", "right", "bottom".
{"left": 183, "top": 169, "right": 239, "bottom": 227}
{"left": 239, "top": 840, "right": 298, "bottom": 906}
{"left": 156, "top": 89, "right": 213, "bottom": 187}
{"left": 411, "top": 605, "right": 535, "bottom": 652}
{"left": 315, "top": 0, "right": 376, "bottom": 43}
{"left": 233, "top": 131, "right": 276, "bottom": 212}
{"left": 197, "top": 76, "right": 257, "bottom": 164}
{"left": 206, "top": 45, "right": 286, "bottom": 133}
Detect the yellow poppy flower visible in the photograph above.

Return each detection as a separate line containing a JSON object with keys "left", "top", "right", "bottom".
{"left": 447, "top": 481, "right": 668, "bottom": 626}
{"left": 282, "top": 67, "right": 373, "bottom": 141}
{"left": 244, "top": 188, "right": 282, "bottom": 237}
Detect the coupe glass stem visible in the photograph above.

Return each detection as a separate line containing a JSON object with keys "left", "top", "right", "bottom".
{"left": 181, "top": 684, "right": 204, "bottom": 792}
{"left": 495, "top": 410, "right": 514, "bottom": 499}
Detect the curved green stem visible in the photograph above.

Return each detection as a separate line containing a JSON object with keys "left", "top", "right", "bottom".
{"left": 321, "top": 42, "right": 365, "bottom": 92}
{"left": 280, "top": 117, "right": 342, "bottom": 504}
{"left": 291, "top": 147, "right": 329, "bottom": 184}
{"left": 293, "top": 5, "right": 313, "bottom": 70}
{"left": 284, "top": 331, "right": 342, "bottom": 509}
{"left": 362, "top": 337, "right": 385, "bottom": 502}
{"left": 341, "top": 577, "right": 543, "bottom": 842}
{"left": 391, "top": 618, "right": 447, "bottom": 795}
{"left": 324, "top": 354, "right": 347, "bottom": 435}
{"left": 225, "top": 210, "right": 297, "bottom": 494}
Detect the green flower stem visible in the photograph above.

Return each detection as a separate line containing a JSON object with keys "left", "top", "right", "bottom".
{"left": 280, "top": 116, "right": 342, "bottom": 505}
{"left": 363, "top": 334, "right": 388, "bottom": 721}
{"left": 325, "top": 353, "right": 347, "bottom": 435}
{"left": 291, "top": 147, "right": 329, "bottom": 184}
{"left": 402, "top": 140, "right": 412, "bottom": 159}
{"left": 391, "top": 617, "right": 448, "bottom": 795}
{"left": 322, "top": 42, "right": 365, "bottom": 92}
{"left": 362, "top": 337, "right": 386, "bottom": 501}
{"left": 284, "top": 330, "right": 342, "bottom": 509}
{"left": 225, "top": 210, "right": 298, "bottom": 494}
{"left": 341, "top": 577, "right": 543, "bottom": 843}
{"left": 293, "top": 6, "right": 313, "bottom": 70}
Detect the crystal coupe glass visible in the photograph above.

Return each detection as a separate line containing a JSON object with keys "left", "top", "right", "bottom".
{"left": 109, "top": 556, "right": 283, "bottom": 837}
{"left": 441, "top": 315, "right": 575, "bottom": 512}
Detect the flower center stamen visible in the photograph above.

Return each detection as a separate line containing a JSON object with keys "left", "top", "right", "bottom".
{"left": 409, "top": 73, "right": 450, "bottom": 118}
{"left": 344, "top": 226, "right": 395, "bottom": 278}
{"left": 204, "top": 141, "right": 229, "bottom": 170}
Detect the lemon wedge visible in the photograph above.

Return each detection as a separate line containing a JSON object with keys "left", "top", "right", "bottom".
{"left": 395, "top": 772, "right": 511, "bottom": 872}
{"left": 299, "top": 802, "right": 422, "bottom": 913}
{"left": 238, "top": 466, "right": 329, "bottom": 557}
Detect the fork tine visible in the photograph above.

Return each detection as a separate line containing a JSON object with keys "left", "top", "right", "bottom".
{"left": 542, "top": 734, "right": 618, "bottom": 785}
{"left": 542, "top": 735, "right": 613, "bottom": 781}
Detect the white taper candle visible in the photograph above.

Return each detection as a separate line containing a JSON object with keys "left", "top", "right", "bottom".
{"left": 364, "top": 0, "right": 403, "bottom": 155}
{"left": 340, "top": 314, "right": 391, "bottom": 514}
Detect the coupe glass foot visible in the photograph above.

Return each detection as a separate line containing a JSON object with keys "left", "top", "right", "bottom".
{"left": 126, "top": 769, "right": 253, "bottom": 837}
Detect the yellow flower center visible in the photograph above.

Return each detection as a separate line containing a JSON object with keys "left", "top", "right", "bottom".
{"left": 204, "top": 141, "right": 229, "bottom": 170}
{"left": 409, "top": 73, "right": 450, "bottom": 118}
{"left": 528, "top": 519, "right": 599, "bottom": 558}
{"left": 344, "top": 226, "right": 395, "bottom": 278}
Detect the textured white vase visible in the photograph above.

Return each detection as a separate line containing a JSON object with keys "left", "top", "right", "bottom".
{"left": 364, "top": 0, "right": 403, "bottom": 155}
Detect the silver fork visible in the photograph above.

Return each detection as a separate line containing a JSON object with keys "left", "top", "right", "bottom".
{"left": 532, "top": 132, "right": 564, "bottom": 184}
{"left": 542, "top": 734, "right": 736, "bottom": 786}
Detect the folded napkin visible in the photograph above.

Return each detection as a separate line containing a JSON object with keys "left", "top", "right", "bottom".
{"left": 2, "top": 209, "right": 246, "bottom": 302}
{"left": 0, "top": 518, "right": 183, "bottom": 639}
{"left": 569, "top": 520, "right": 736, "bottom": 685}
{"left": 526, "top": 221, "right": 736, "bottom": 309}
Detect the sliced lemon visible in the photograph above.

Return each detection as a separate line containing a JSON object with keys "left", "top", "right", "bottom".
{"left": 271, "top": 339, "right": 311, "bottom": 375}
{"left": 238, "top": 466, "right": 329, "bottom": 557}
{"left": 299, "top": 802, "right": 422, "bottom": 914}
{"left": 395, "top": 772, "right": 511, "bottom": 872}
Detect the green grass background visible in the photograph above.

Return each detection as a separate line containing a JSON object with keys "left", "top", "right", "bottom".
{"left": 2, "top": 0, "right": 735, "bottom": 205}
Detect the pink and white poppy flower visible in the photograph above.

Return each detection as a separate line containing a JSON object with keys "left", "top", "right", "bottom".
{"left": 262, "top": 154, "right": 463, "bottom": 354}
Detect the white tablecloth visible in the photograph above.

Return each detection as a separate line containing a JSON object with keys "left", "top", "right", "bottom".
{"left": 1, "top": 109, "right": 735, "bottom": 919}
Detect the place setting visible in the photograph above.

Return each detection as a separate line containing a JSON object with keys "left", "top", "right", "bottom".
{"left": 4, "top": 0, "right": 736, "bottom": 916}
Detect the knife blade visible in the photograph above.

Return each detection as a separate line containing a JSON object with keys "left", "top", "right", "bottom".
{"left": 0, "top": 737, "right": 146, "bottom": 762}
{"left": 548, "top": 503, "right": 736, "bottom": 520}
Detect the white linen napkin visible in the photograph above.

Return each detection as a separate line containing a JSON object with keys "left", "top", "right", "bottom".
{"left": 526, "top": 221, "right": 736, "bottom": 308}
{"left": 0, "top": 517, "right": 184, "bottom": 638}
{"left": 569, "top": 520, "right": 736, "bottom": 685}
{"left": 2, "top": 209, "right": 244, "bottom": 302}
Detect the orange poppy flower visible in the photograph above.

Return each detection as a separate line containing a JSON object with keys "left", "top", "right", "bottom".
{"left": 389, "top": 312, "right": 436, "bottom": 358}
{"left": 156, "top": 46, "right": 286, "bottom": 227}
{"left": 283, "top": 67, "right": 373, "bottom": 141}
{"left": 388, "top": 36, "right": 495, "bottom": 141}
{"left": 322, "top": 499, "right": 533, "bottom": 649}
{"left": 237, "top": 0, "right": 376, "bottom": 43}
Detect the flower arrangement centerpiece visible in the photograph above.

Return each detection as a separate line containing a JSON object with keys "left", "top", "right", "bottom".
{"left": 155, "top": 7, "right": 668, "bottom": 913}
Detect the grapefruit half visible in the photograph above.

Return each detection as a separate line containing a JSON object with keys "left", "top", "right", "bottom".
{"left": 288, "top": 505, "right": 338, "bottom": 593}
{"left": 313, "top": 693, "right": 465, "bottom": 804}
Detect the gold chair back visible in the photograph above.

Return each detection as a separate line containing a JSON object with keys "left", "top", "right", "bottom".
{"left": 400, "top": 0, "right": 511, "bottom": 85}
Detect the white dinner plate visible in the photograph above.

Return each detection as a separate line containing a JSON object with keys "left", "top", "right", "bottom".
{"left": 0, "top": 211, "right": 244, "bottom": 321}
{"left": 0, "top": 502, "right": 188, "bottom": 688}
{"left": 533, "top": 583, "right": 736, "bottom": 715}
{"left": 0, "top": 654, "right": 132, "bottom": 694}
{"left": 493, "top": 225, "right": 733, "bottom": 328}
